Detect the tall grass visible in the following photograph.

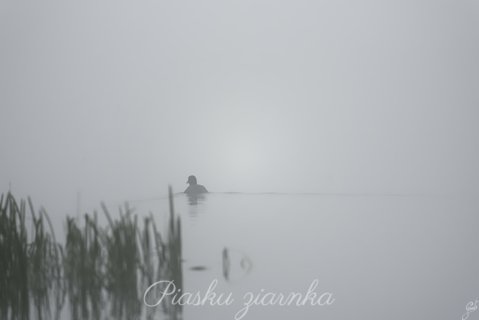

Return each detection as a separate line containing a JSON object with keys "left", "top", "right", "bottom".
{"left": 64, "top": 213, "right": 104, "bottom": 320}
{"left": 28, "top": 203, "right": 64, "bottom": 320}
{"left": 0, "top": 193, "right": 64, "bottom": 320}
{"left": 0, "top": 187, "right": 183, "bottom": 320}
{"left": 103, "top": 202, "right": 141, "bottom": 319}
{"left": 0, "top": 193, "right": 30, "bottom": 320}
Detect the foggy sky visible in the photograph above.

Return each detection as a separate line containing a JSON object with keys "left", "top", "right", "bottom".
{"left": 1, "top": 0, "right": 479, "bottom": 216}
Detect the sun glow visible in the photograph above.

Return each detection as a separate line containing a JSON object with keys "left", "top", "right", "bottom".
{"left": 225, "top": 136, "right": 264, "bottom": 175}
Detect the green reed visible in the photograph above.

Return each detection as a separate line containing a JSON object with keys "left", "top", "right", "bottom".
{"left": 64, "top": 213, "right": 104, "bottom": 320}
{"left": 1, "top": 187, "right": 183, "bottom": 320}
{"left": 102, "top": 202, "right": 141, "bottom": 319}
{"left": 28, "top": 202, "right": 64, "bottom": 320}
{"left": 0, "top": 193, "right": 29, "bottom": 320}
{"left": 0, "top": 193, "right": 64, "bottom": 320}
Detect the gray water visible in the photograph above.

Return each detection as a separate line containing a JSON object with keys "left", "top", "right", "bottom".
{"left": 131, "top": 192, "right": 479, "bottom": 320}
{"left": 13, "top": 191, "right": 476, "bottom": 320}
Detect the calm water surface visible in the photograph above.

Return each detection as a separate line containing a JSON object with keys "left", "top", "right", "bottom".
{"left": 132, "top": 193, "right": 479, "bottom": 320}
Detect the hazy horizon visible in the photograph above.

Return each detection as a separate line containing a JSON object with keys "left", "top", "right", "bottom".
{"left": 2, "top": 0, "right": 479, "bottom": 216}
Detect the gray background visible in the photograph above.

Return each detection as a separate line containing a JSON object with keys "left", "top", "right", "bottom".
{"left": 1, "top": 0, "right": 478, "bottom": 217}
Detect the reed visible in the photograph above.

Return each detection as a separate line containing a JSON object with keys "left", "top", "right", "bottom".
{"left": 0, "top": 193, "right": 64, "bottom": 320}
{"left": 28, "top": 202, "right": 64, "bottom": 320}
{"left": 102, "top": 202, "right": 141, "bottom": 319}
{"left": 64, "top": 213, "right": 104, "bottom": 320}
{"left": 0, "top": 193, "right": 29, "bottom": 320}
{"left": 1, "top": 188, "right": 183, "bottom": 320}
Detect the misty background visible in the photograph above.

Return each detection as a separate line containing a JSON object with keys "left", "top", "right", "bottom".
{"left": 1, "top": 0, "right": 479, "bottom": 216}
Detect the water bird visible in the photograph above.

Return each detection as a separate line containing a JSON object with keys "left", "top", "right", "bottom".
{"left": 184, "top": 175, "right": 208, "bottom": 196}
